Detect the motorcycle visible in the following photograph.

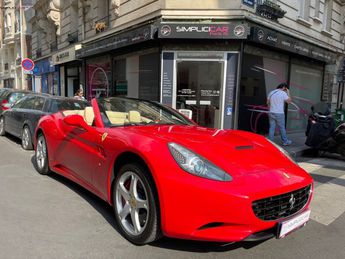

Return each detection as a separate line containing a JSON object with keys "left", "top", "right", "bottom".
{"left": 305, "top": 102, "right": 345, "bottom": 157}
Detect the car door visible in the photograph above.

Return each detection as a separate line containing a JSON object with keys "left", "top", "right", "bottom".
{"left": 27, "top": 96, "right": 47, "bottom": 138}
{"left": 12, "top": 96, "right": 36, "bottom": 138}
{"left": 58, "top": 111, "right": 101, "bottom": 187}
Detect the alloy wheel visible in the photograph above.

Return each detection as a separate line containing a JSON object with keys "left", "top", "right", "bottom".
{"left": 115, "top": 171, "right": 149, "bottom": 236}
{"left": 0, "top": 117, "right": 4, "bottom": 136}
{"left": 36, "top": 135, "right": 47, "bottom": 171}
{"left": 22, "top": 127, "right": 31, "bottom": 150}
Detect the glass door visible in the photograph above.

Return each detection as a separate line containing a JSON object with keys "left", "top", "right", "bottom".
{"left": 176, "top": 61, "right": 223, "bottom": 128}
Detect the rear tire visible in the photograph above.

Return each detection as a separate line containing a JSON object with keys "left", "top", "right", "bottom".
{"left": 35, "top": 134, "right": 51, "bottom": 175}
{"left": 113, "top": 163, "right": 161, "bottom": 245}
{"left": 21, "top": 126, "right": 33, "bottom": 150}
{"left": 0, "top": 116, "right": 5, "bottom": 136}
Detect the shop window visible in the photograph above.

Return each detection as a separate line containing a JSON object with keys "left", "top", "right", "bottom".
{"left": 86, "top": 56, "right": 111, "bottom": 100}
{"left": 139, "top": 53, "right": 159, "bottom": 101}
{"left": 113, "top": 51, "right": 159, "bottom": 101}
{"left": 113, "top": 59, "right": 127, "bottom": 96}
{"left": 287, "top": 59, "right": 324, "bottom": 133}
{"left": 238, "top": 46, "right": 288, "bottom": 134}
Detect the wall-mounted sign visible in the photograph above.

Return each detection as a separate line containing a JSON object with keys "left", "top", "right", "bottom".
{"left": 158, "top": 22, "right": 249, "bottom": 39}
{"left": 52, "top": 45, "right": 80, "bottom": 65}
{"left": 250, "top": 25, "right": 336, "bottom": 63}
{"left": 242, "top": 0, "right": 255, "bottom": 8}
{"left": 161, "top": 52, "right": 174, "bottom": 106}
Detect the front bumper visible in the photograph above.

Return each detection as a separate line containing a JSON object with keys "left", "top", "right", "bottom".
{"left": 155, "top": 164, "right": 313, "bottom": 242}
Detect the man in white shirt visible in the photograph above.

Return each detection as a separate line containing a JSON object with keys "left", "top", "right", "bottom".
{"left": 267, "top": 83, "right": 292, "bottom": 146}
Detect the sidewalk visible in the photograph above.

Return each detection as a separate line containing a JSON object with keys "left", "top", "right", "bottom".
{"left": 273, "top": 132, "right": 310, "bottom": 158}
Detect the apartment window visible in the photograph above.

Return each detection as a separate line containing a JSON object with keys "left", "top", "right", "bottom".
{"left": 322, "top": 0, "right": 333, "bottom": 32}
{"left": 299, "top": 0, "right": 311, "bottom": 20}
{"left": 314, "top": 0, "right": 320, "bottom": 18}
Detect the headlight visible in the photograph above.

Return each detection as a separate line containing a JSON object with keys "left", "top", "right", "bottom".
{"left": 266, "top": 139, "right": 297, "bottom": 164}
{"left": 168, "top": 142, "right": 232, "bottom": 181}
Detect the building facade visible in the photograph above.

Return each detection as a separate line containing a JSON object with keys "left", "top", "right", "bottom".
{"left": 29, "top": 0, "right": 345, "bottom": 135}
{"left": 0, "top": 0, "right": 33, "bottom": 90}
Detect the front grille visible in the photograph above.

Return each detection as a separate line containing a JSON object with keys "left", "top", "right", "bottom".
{"left": 252, "top": 185, "right": 311, "bottom": 221}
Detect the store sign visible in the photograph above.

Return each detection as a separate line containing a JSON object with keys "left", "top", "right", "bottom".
{"left": 76, "top": 25, "right": 155, "bottom": 58}
{"left": 223, "top": 53, "right": 239, "bottom": 129}
{"left": 161, "top": 52, "right": 174, "bottom": 106}
{"left": 52, "top": 45, "right": 79, "bottom": 65}
{"left": 158, "top": 22, "right": 249, "bottom": 39}
{"left": 250, "top": 26, "right": 335, "bottom": 63}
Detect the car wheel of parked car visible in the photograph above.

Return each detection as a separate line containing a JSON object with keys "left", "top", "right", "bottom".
{"left": 21, "top": 126, "right": 33, "bottom": 150}
{"left": 35, "top": 134, "right": 51, "bottom": 175}
{"left": 0, "top": 116, "right": 5, "bottom": 136}
{"left": 113, "top": 163, "right": 161, "bottom": 245}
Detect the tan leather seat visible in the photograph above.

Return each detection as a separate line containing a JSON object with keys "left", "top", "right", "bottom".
{"left": 84, "top": 107, "right": 95, "bottom": 126}
{"left": 62, "top": 110, "right": 84, "bottom": 116}
{"left": 128, "top": 110, "right": 141, "bottom": 123}
{"left": 106, "top": 111, "right": 128, "bottom": 125}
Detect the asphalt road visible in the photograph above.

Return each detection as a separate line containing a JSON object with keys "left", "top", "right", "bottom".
{"left": 0, "top": 135, "right": 345, "bottom": 259}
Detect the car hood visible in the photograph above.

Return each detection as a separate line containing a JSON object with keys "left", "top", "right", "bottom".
{"left": 124, "top": 125, "right": 303, "bottom": 178}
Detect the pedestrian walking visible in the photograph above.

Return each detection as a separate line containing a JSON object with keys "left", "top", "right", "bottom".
{"left": 267, "top": 82, "right": 292, "bottom": 146}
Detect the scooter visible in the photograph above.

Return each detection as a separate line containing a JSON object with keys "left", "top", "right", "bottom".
{"left": 305, "top": 102, "right": 345, "bottom": 157}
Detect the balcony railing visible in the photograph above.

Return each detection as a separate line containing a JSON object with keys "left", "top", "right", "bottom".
{"left": 256, "top": 0, "right": 286, "bottom": 21}
{"left": 67, "top": 30, "right": 79, "bottom": 44}
{"left": 94, "top": 15, "right": 110, "bottom": 33}
{"left": 50, "top": 42, "right": 57, "bottom": 52}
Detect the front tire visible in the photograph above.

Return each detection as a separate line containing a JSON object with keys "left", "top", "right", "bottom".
{"left": 35, "top": 134, "right": 51, "bottom": 175}
{"left": 21, "top": 126, "right": 33, "bottom": 150}
{"left": 113, "top": 163, "right": 161, "bottom": 245}
{"left": 0, "top": 116, "right": 5, "bottom": 136}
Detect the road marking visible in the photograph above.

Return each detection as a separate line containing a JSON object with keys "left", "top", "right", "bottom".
{"left": 298, "top": 162, "right": 323, "bottom": 173}
{"left": 309, "top": 174, "right": 345, "bottom": 225}
{"left": 298, "top": 159, "right": 345, "bottom": 226}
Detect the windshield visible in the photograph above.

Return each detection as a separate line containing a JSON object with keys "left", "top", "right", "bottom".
{"left": 49, "top": 99, "right": 90, "bottom": 113}
{"left": 97, "top": 97, "right": 194, "bottom": 127}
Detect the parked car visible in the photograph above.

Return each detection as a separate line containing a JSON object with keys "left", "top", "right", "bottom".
{"left": 0, "top": 94, "right": 90, "bottom": 150}
{"left": 0, "top": 89, "right": 30, "bottom": 115}
{"left": 34, "top": 97, "right": 313, "bottom": 245}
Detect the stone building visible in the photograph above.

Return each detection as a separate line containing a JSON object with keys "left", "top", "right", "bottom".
{"left": 29, "top": 0, "right": 345, "bottom": 135}
{"left": 0, "top": 0, "right": 32, "bottom": 89}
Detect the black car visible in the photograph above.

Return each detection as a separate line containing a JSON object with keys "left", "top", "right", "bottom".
{"left": 0, "top": 89, "right": 31, "bottom": 115}
{"left": 0, "top": 94, "right": 90, "bottom": 150}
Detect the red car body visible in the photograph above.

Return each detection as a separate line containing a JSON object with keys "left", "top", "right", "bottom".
{"left": 34, "top": 98, "right": 313, "bottom": 243}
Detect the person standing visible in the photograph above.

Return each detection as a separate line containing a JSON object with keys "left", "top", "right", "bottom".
{"left": 74, "top": 89, "right": 85, "bottom": 100}
{"left": 267, "top": 83, "right": 292, "bottom": 146}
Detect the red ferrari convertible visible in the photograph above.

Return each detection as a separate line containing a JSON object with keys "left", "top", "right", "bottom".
{"left": 34, "top": 97, "right": 313, "bottom": 245}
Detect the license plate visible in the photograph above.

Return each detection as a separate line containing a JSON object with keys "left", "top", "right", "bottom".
{"left": 277, "top": 210, "right": 311, "bottom": 238}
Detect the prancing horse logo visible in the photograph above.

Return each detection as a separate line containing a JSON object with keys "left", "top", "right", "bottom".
{"left": 289, "top": 194, "right": 296, "bottom": 210}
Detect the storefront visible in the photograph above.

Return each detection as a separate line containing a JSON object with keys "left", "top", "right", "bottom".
{"left": 52, "top": 45, "right": 82, "bottom": 97}
{"left": 76, "top": 20, "right": 335, "bottom": 133}
{"left": 238, "top": 24, "right": 335, "bottom": 135}
{"left": 158, "top": 22, "right": 249, "bottom": 128}
{"left": 33, "top": 58, "right": 59, "bottom": 95}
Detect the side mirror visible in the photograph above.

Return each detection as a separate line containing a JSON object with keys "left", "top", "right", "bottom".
{"left": 63, "top": 114, "right": 88, "bottom": 130}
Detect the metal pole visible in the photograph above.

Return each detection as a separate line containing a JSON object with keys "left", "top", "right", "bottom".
{"left": 19, "top": 0, "right": 27, "bottom": 90}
